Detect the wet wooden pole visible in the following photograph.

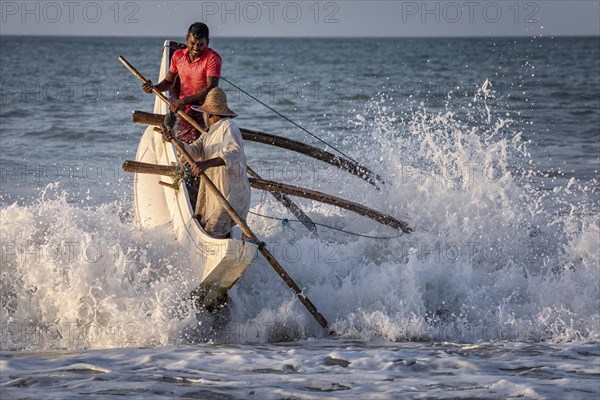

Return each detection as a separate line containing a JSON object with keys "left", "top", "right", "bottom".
{"left": 132, "top": 110, "right": 383, "bottom": 187}
{"left": 131, "top": 118, "right": 322, "bottom": 235}
{"left": 122, "top": 160, "right": 411, "bottom": 233}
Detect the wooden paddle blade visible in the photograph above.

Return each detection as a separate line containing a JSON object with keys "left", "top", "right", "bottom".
{"left": 257, "top": 245, "right": 330, "bottom": 330}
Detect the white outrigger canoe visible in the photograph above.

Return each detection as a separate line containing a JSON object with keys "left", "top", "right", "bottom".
{"left": 132, "top": 40, "right": 258, "bottom": 310}
{"left": 121, "top": 40, "right": 411, "bottom": 328}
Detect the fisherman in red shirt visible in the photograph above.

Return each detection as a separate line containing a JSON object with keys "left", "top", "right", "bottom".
{"left": 143, "top": 22, "right": 221, "bottom": 143}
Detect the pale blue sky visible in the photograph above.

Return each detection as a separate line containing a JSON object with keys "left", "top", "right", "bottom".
{"left": 0, "top": 1, "right": 598, "bottom": 37}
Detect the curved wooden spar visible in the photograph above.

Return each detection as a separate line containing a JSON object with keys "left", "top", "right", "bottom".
{"left": 131, "top": 110, "right": 383, "bottom": 188}
{"left": 122, "top": 160, "right": 411, "bottom": 234}
{"left": 249, "top": 178, "right": 412, "bottom": 234}
{"left": 240, "top": 128, "right": 382, "bottom": 188}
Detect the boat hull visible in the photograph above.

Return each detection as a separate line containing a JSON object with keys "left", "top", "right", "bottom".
{"left": 133, "top": 41, "right": 258, "bottom": 309}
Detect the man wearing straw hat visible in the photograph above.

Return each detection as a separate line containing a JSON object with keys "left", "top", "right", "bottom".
{"left": 162, "top": 87, "right": 250, "bottom": 239}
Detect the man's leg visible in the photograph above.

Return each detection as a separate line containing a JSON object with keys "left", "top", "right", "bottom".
{"left": 202, "top": 210, "right": 235, "bottom": 239}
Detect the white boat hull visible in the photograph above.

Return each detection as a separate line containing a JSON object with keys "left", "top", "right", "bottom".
{"left": 133, "top": 41, "right": 258, "bottom": 309}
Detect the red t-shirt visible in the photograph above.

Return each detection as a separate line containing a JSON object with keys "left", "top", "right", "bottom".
{"left": 170, "top": 47, "right": 222, "bottom": 106}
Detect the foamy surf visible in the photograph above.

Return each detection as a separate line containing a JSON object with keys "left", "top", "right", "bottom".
{"left": 2, "top": 89, "right": 598, "bottom": 351}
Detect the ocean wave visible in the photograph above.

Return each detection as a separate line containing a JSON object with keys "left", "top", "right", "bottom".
{"left": 1, "top": 85, "right": 598, "bottom": 350}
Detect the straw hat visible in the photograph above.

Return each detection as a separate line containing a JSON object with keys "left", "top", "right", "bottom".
{"left": 191, "top": 87, "right": 237, "bottom": 117}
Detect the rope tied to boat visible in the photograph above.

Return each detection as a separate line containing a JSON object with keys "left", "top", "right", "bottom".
{"left": 249, "top": 211, "right": 402, "bottom": 239}
{"left": 163, "top": 112, "right": 176, "bottom": 129}
{"left": 160, "top": 112, "right": 188, "bottom": 190}
{"left": 170, "top": 164, "right": 187, "bottom": 190}
{"left": 220, "top": 76, "right": 360, "bottom": 164}
{"left": 245, "top": 237, "right": 266, "bottom": 248}
{"left": 281, "top": 218, "right": 294, "bottom": 231}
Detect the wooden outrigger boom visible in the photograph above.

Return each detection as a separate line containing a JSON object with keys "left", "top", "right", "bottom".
{"left": 132, "top": 110, "right": 383, "bottom": 188}
{"left": 249, "top": 178, "right": 412, "bottom": 234}
{"left": 123, "top": 160, "right": 411, "bottom": 233}
{"left": 240, "top": 128, "right": 382, "bottom": 188}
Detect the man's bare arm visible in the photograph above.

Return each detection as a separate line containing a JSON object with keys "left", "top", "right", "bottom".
{"left": 143, "top": 71, "right": 177, "bottom": 93}
{"left": 189, "top": 156, "right": 225, "bottom": 177}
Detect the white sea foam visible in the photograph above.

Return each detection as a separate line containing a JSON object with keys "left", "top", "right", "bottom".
{"left": 1, "top": 341, "right": 598, "bottom": 399}
{"left": 1, "top": 92, "right": 598, "bottom": 351}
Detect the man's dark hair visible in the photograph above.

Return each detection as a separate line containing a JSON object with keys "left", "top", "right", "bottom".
{"left": 188, "top": 22, "right": 209, "bottom": 40}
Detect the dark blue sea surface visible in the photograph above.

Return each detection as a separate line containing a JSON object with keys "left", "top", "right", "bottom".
{"left": 0, "top": 36, "right": 598, "bottom": 204}
{"left": 0, "top": 36, "right": 599, "bottom": 399}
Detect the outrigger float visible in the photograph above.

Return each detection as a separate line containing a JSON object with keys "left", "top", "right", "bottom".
{"left": 119, "top": 41, "right": 411, "bottom": 332}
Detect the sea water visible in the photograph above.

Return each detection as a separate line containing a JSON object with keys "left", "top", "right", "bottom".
{"left": 0, "top": 36, "right": 598, "bottom": 398}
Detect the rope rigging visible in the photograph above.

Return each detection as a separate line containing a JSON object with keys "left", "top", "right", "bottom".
{"left": 248, "top": 211, "right": 401, "bottom": 240}
{"left": 220, "top": 76, "right": 359, "bottom": 164}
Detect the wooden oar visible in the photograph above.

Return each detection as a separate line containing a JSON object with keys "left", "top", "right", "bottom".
{"left": 173, "top": 141, "right": 330, "bottom": 331}
{"left": 123, "top": 160, "right": 411, "bottom": 233}
{"left": 132, "top": 110, "right": 383, "bottom": 188}
{"left": 119, "top": 56, "right": 330, "bottom": 331}
{"left": 120, "top": 57, "right": 208, "bottom": 135}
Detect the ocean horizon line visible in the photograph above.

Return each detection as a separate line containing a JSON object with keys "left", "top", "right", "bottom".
{"left": 1, "top": 33, "right": 598, "bottom": 40}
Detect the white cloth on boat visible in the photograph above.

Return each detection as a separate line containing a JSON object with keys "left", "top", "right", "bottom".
{"left": 181, "top": 118, "right": 250, "bottom": 238}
